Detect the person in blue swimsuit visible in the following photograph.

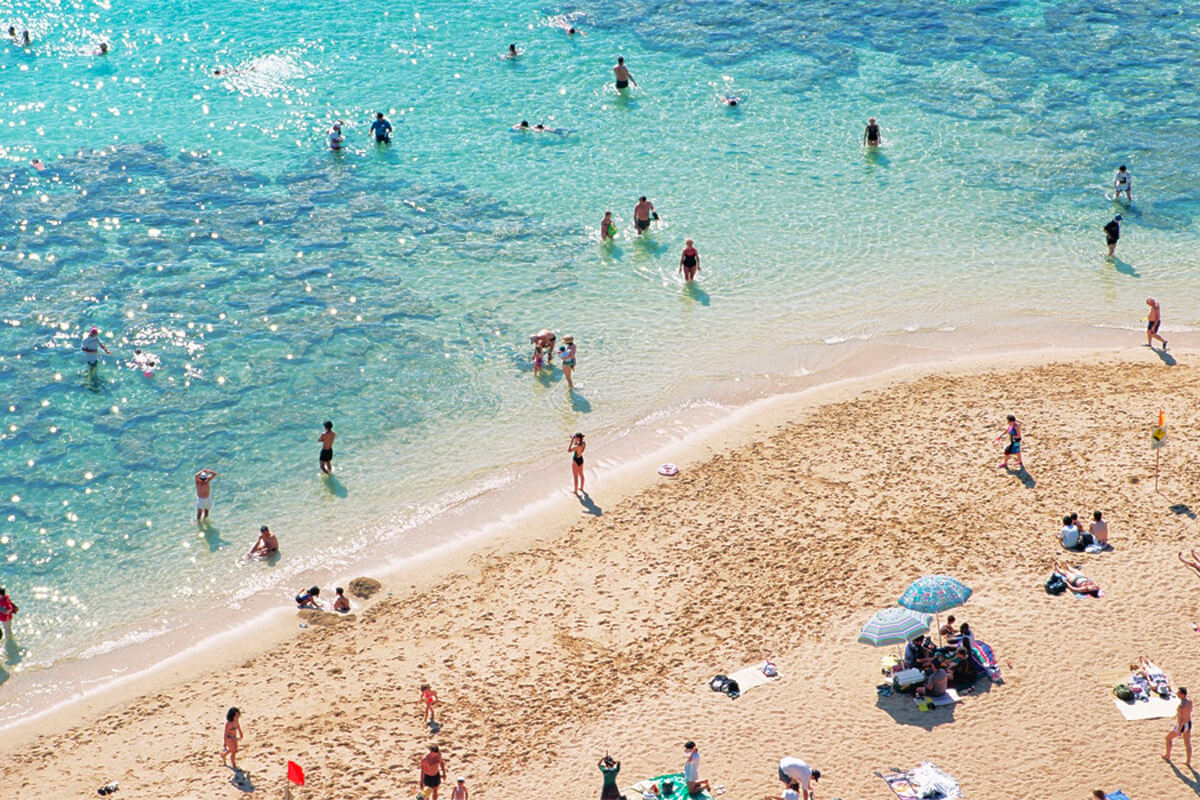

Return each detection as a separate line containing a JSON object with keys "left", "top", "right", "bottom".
{"left": 370, "top": 112, "right": 392, "bottom": 144}
{"left": 559, "top": 336, "right": 576, "bottom": 389}
{"left": 994, "top": 414, "right": 1022, "bottom": 470}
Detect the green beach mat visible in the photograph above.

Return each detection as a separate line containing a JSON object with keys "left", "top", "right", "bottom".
{"left": 643, "top": 774, "right": 715, "bottom": 800}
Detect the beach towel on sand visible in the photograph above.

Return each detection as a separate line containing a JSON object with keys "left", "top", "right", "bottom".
{"left": 724, "top": 662, "right": 780, "bottom": 694}
{"left": 1113, "top": 693, "right": 1179, "bottom": 721}
{"left": 879, "top": 762, "right": 963, "bottom": 799}
{"left": 627, "top": 774, "right": 714, "bottom": 800}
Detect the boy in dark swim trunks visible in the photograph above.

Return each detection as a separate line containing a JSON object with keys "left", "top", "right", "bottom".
{"left": 318, "top": 420, "right": 335, "bottom": 474}
{"left": 613, "top": 57, "right": 636, "bottom": 90}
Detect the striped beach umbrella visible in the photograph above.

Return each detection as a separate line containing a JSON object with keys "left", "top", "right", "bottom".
{"left": 857, "top": 607, "right": 933, "bottom": 647}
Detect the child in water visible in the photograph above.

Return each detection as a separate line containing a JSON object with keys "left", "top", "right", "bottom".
{"left": 532, "top": 345, "right": 544, "bottom": 375}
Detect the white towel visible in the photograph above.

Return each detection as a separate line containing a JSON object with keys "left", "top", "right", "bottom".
{"left": 724, "top": 663, "right": 781, "bottom": 694}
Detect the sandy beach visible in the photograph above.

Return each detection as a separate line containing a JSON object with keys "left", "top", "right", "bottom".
{"left": 4, "top": 348, "right": 1200, "bottom": 799}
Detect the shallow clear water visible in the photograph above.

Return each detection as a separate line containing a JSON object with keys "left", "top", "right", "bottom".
{"left": 2, "top": 0, "right": 1200, "bottom": 706}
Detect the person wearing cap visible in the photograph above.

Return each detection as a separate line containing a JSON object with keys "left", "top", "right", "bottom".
{"left": 81, "top": 326, "right": 111, "bottom": 369}
{"left": 1145, "top": 297, "right": 1166, "bottom": 351}
{"left": 247, "top": 525, "right": 278, "bottom": 559}
{"left": 559, "top": 335, "right": 577, "bottom": 389}
{"left": 778, "top": 756, "right": 821, "bottom": 800}
{"left": 328, "top": 122, "right": 345, "bottom": 151}
{"left": 450, "top": 776, "right": 469, "bottom": 800}
{"left": 1104, "top": 214, "right": 1122, "bottom": 257}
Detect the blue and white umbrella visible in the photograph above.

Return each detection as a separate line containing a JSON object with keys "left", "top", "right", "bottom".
{"left": 857, "top": 607, "right": 933, "bottom": 647}
{"left": 899, "top": 575, "right": 973, "bottom": 614}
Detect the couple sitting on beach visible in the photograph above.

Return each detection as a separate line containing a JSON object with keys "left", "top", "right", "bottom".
{"left": 1059, "top": 511, "right": 1110, "bottom": 552}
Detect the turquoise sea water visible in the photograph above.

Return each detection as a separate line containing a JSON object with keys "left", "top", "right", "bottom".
{"left": 3, "top": 0, "right": 1200, "bottom": 718}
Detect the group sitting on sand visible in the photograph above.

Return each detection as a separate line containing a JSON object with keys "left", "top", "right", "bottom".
{"left": 901, "top": 625, "right": 982, "bottom": 697}
{"left": 1058, "top": 511, "right": 1110, "bottom": 551}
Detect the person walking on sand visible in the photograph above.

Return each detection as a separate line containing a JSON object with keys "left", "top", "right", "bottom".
{"left": 1104, "top": 214, "right": 1122, "bottom": 258}
{"left": 679, "top": 239, "right": 700, "bottom": 281}
{"left": 1165, "top": 686, "right": 1193, "bottom": 766}
{"left": 247, "top": 525, "right": 278, "bottom": 559}
{"left": 0, "top": 587, "right": 17, "bottom": 640}
{"left": 420, "top": 745, "right": 447, "bottom": 800}
{"left": 863, "top": 116, "right": 881, "bottom": 146}
{"left": 318, "top": 420, "right": 336, "bottom": 474}
{"left": 1145, "top": 297, "right": 1167, "bottom": 350}
{"left": 633, "top": 196, "right": 655, "bottom": 235}
{"left": 451, "top": 777, "right": 469, "bottom": 800}
{"left": 569, "top": 433, "right": 586, "bottom": 494}
{"left": 613, "top": 56, "right": 636, "bottom": 91}
{"left": 81, "top": 326, "right": 111, "bottom": 371}
{"left": 994, "top": 414, "right": 1022, "bottom": 470}
{"left": 600, "top": 211, "right": 615, "bottom": 242}
{"left": 683, "top": 742, "right": 712, "bottom": 795}
{"left": 560, "top": 336, "right": 577, "bottom": 389}
{"left": 221, "top": 707, "right": 243, "bottom": 772}
{"left": 195, "top": 468, "right": 217, "bottom": 523}
{"left": 1113, "top": 165, "right": 1133, "bottom": 202}
{"left": 421, "top": 683, "right": 439, "bottom": 724}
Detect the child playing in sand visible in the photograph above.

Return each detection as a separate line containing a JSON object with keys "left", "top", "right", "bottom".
{"left": 333, "top": 587, "right": 350, "bottom": 613}
{"left": 222, "top": 707, "right": 243, "bottom": 771}
{"left": 421, "top": 683, "right": 439, "bottom": 723}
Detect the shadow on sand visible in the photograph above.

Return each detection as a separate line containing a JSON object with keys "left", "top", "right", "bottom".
{"left": 576, "top": 491, "right": 602, "bottom": 517}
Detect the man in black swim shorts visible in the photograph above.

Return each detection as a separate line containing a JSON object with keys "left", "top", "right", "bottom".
{"left": 613, "top": 56, "right": 636, "bottom": 91}
{"left": 633, "top": 195, "right": 655, "bottom": 235}
{"left": 318, "top": 420, "right": 335, "bottom": 475}
{"left": 1104, "top": 214, "right": 1121, "bottom": 257}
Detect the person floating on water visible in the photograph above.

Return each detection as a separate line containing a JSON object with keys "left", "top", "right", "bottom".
{"left": 613, "top": 56, "right": 636, "bottom": 91}
{"left": 1145, "top": 297, "right": 1167, "bottom": 351}
{"left": 370, "top": 112, "right": 392, "bottom": 144}
{"left": 81, "top": 326, "right": 111, "bottom": 370}
{"left": 6, "top": 26, "right": 14, "bottom": 40}
{"left": 1104, "top": 214, "right": 1121, "bottom": 258}
{"left": 679, "top": 239, "right": 700, "bottom": 281}
{"left": 721, "top": 96, "right": 740, "bottom": 107}
{"left": 318, "top": 420, "right": 336, "bottom": 474}
{"left": 633, "top": 196, "right": 657, "bottom": 235}
{"left": 1113, "top": 165, "right": 1133, "bottom": 202}
{"left": 506, "top": 43, "right": 519, "bottom": 58}
{"left": 97, "top": 42, "right": 108, "bottom": 55}
{"left": 600, "top": 210, "right": 615, "bottom": 241}
{"left": 863, "top": 117, "right": 881, "bottom": 146}
{"left": 21, "top": 30, "right": 30, "bottom": 47}
{"left": 195, "top": 468, "right": 217, "bottom": 523}
{"left": 328, "top": 122, "right": 345, "bottom": 151}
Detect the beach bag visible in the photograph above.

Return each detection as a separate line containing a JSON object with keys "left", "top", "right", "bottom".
{"left": 709, "top": 674, "right": 730, "bottom": 693}
{"left": 1113, "top": 684, "right": 1134, "bottom": 702}
{"left": 1045, "top": 574, "right": 1067, "bottom": 595}
{"left": 660, "top": 781, "right": 674, "bottom": 795}
{"left": 724, "top": 679, "right": 740, "bottom": 699}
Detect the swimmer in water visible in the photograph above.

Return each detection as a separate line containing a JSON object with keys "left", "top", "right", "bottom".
{"left": 133, "top": 348, "right": 159, "bottom": 374}
{"left": 506, "top": 43, "right": 519, "bottom": 58}
{"left": 22, "top": 30, "right": 30, "bottom": 47}
{"left": 247, "top": 525, "right": 279, "bottom": 559}
{"left": 721, "top": 96, "right": 740, "bottom": 107}
{"left": 333, "top": 587, "right": 350, "bottom": 612}
{"left": 600, "top": 211, "right": 615, "bottom": 241}
{"left": 328, "top": 122, "right": 345, "bottom": 151}
{"left": 31, "top": 159, "right": 46, "bottom": 171}
{"left": 679, "top": 239, "right": 700, "bottom": 281}
{"left": 567, "top": 27, "right": 585, "bottom": 35}
{"left": 613, "top": 57, "right": 636, "bottom": 91}
{"left": 370, "top": 112, "right": 392, "bottom": 144}
{"left": 863, "top": 117, "right": 881, "bottom": 147}
{"left": 7, "top": 26, "right": 15, "bottom": 40}
{"left": 98, "top": 42, "right": 108, "bottom": 55}
{"left": 513, "top": 120, "right": 531, "bottom": 131}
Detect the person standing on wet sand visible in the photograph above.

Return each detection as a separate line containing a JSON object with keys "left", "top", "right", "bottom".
{"left": 994, "top": 415, "right": 1022, "bottom": 470}
{"left": 1164, "top": 686, "right": 1193, "bottom": 766}
{"left": 318, "top": 420, "right": 335, "bottom": 474}
{"left": 195, "top": 468, "right": 217, "bottom": 523}
{"left": 863, "top": 117, "right": 881, "bottom": 146}
{"left": 633, "top": 196, "right": 655, "bottom": 235}
{"left": 1145, "top": 297, "right": 1167, "bottom": 351}
{"left": 679, "top": 239, "right": 700, "bottom": 281}
{"left": 613, "top": 56, "right": 636, "bottom": 91}
{"left": 569, "top": 433, "right": 586, "bottom": 494}
{"left": 1104, "top": 214, "right": 1121, "bottom": 258}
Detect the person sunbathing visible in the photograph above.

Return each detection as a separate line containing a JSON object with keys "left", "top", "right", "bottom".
{"left": 1179, "top": 549, "right": 1200, "bottom": 579}
{"left": 1052, "top": 560, "right": 1100, "bottom": 596}
{"left": 1139, "top": 656, "right": 1171, "bottom": 696}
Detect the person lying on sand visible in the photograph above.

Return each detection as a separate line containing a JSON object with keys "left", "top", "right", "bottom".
{"left": 1052, "top": 560, "right": 1100, "bottom": 596}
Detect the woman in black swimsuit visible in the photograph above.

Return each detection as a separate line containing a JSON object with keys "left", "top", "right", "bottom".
{"left": 568, "top": 433, "right": 586, "bottom": 494}
{"left": 679, "top": 239, "right": 700, "bottom": 281}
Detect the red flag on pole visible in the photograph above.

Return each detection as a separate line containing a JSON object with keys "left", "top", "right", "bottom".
{"left": 288, "top": 761, "right": 306, "bottom": 786}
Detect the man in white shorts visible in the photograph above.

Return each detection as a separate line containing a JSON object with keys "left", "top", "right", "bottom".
{"left": 778, "top": 756, "right": 821, "bottom": 800}
{"left": 1113, "top": 165, "right": 1132, "bottom": 201}
{"left": 195, "top": 468, "right": 218, "bottom": 523}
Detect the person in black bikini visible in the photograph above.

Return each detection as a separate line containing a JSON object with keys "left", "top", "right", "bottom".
{"left": 569, "top": 433, "right": 586, "bottom": 494}
{"left": 318, "top": 420, "right": 335, "bottom": 474}
{"left": 679, "top": 240, "right": 700, "bottom": 281}
{"left": 863, "top": 117, "right": 881, "bottom": 146}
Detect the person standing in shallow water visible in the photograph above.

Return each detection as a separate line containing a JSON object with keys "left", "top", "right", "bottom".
{"left": 863, "top": 117, "right": 881, "bottom": 146}
{"left": 1104, "top": 214, "right": 1121, "bottom": 258}
{"left": 613, "top": 56, "right": 636, "bottom": 91}
{"left": 679, "top": 239, "right": 700, "bottom": 281}
{"left": 318, "top": 420, "right": 335, "bottom": 474}
{"left": 369, "top": 112, "right": 392, "bottom": 144}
